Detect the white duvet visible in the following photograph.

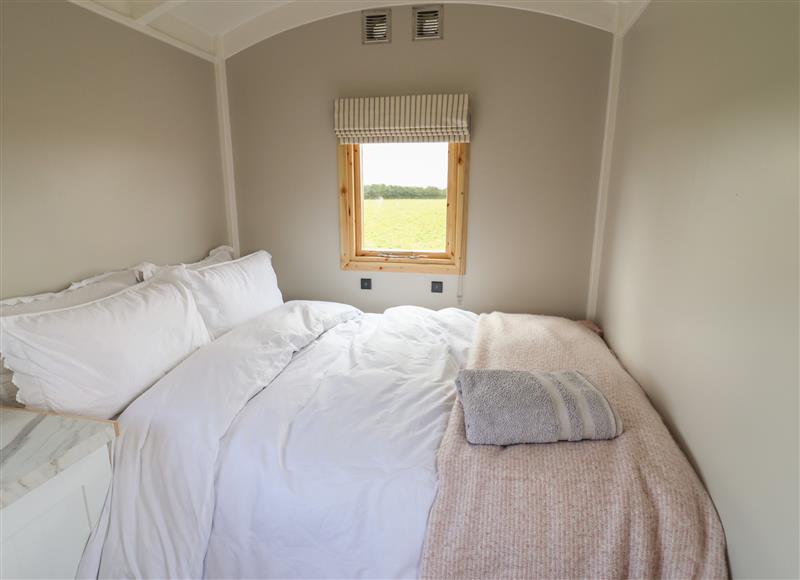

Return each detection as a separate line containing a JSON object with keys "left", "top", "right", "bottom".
{"left": 79, "top": 301, "right": 477, "bottom": 579}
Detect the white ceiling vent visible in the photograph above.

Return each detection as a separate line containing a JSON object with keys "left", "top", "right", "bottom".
{"left": 413, "top": 5, "right": 443, "bottom": 41}
{"left": 362, "top": 9, "right": 391, "bottom": 44}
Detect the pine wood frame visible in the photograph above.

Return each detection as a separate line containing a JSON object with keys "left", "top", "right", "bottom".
{"left": 338, "top": 142, "right": 469, "bottom": 274}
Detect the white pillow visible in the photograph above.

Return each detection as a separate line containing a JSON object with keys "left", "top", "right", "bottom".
{"left": 0, "top": 273, "right": 211, "bottom": 419}
{"left": 175, "top": 250, "right": 283, "bottom": 338}
{"left": 138, "top": 245, "right": 236, "bottom": 281}
{"left": 0, "top": 270, "right": 139, "bottom": 314}
{"left": 0, "top": 269, "right": 140, "bottom": 406}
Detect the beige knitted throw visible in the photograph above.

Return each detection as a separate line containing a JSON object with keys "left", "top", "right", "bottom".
{"left": 420, "top": 313, "right": 727, "bottom": 579}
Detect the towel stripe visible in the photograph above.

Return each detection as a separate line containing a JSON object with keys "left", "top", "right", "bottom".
{"left": 550, "top": 374, "right": 585, "bottom": 441}
{"left": 566, "top": 372, "right": 616, "bottom": 440}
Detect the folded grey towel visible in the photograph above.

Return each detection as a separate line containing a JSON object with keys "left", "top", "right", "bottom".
{"left": 455, "top": 369, "right": 623, "bottom": 445}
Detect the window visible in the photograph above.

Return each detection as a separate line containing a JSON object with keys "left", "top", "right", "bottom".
{"left": 334, "top": 94, "right": 471, "bottom": 273}
{"left": 338, "top": 141, "right": 469, "bottom": 273}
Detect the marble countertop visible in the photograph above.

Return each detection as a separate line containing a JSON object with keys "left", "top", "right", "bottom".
{"left": 0, "top": 407, "right": 117, "bottom": 508}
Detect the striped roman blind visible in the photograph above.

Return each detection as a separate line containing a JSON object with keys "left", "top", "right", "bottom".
{"left": 334, "top": 94, "right": 470, "bottom": 144}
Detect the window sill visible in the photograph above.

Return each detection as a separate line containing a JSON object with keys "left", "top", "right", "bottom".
{"left": 340, "top": 255, "right": 463, "bottom": 274}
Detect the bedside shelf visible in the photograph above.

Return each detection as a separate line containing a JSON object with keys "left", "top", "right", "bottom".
{"left": 1, "top": 406, "right": 117, "bottom": 579}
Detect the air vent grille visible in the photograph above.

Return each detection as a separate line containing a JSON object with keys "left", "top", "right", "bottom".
{"left": 413, "top": 5, "right": 442, "bottom": 40}
{"left": 362, "top": 9, "right": 391, "bottom": 44}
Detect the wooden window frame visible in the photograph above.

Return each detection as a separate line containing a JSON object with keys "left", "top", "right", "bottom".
{"left": 338, "top": 142, "right": 469, "bottom": 274}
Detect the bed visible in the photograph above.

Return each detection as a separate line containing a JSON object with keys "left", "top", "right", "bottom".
{"left": 0, "top": 250, "right": 727, "bottom": 579}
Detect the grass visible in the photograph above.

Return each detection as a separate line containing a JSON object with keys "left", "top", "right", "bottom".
{"left": 362, "top": 198, "right": 447, "bottom": 251}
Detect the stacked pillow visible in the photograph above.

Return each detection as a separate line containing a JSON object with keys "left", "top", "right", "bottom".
{"left": 1, "top": 270, "right": 140, "bottom": 313}
{"left": 0, "top": 247, "right": 283, "bottom": 419}
{"left": 0, "top": 269, "right": 141, "bottom": 406}
{"left": 2, "top": 273, "right": 211, "bottom": 418}
{"left": 160, "top": 251, "right": 283, "bottom": 338}
{"left": 0, "top": 245, "right": 237, "bottom": 317}
{"left": 0, "top": 246, "right": 236, "bottom": 405}
{"left": 136, "top": 244, "right": 235, "bottom": 281}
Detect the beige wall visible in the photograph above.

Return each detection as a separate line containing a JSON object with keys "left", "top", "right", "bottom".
{"left": 596, "top": 1, "right": 799, "bottom": 577}
{"left": 1, "top": 0, "right": 228, "bottom": 299}
{"left": 227, "top": 4, "right": 611, "bottom": 316}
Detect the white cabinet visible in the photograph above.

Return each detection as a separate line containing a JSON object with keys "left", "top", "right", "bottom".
{"left": 1, "top": 408, "right": 116, "bottom": 579}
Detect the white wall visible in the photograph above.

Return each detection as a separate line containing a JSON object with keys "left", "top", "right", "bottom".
{"left": 596, "top": 1, "right": 799, "bottom": 577}
{"left": 1, "top": 0, "right": 228, "bottom": 298}
{"left": 227, "top": 4, "right": 612, "bottom": 316}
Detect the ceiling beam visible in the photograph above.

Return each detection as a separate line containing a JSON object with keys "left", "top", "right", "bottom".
{"left": 131, "top": 0, "right": 188, "bottom": 25}
{"left": 69, "top": 0, "right": 215, "bottom": 62}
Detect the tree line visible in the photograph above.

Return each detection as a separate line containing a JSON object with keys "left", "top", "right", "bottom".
{"left": 363, "top": 184, "right": 446, "bottom": 199}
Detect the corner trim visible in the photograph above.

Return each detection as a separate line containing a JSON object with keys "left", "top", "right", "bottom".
{"left": 586, "top": 29, "right": 623, "bottom": 320}
{"left": 617, "top": 0, "right": 651, "bottom": 35}
{"left": 214, "top": 38, "right": 241, "bottom": 256}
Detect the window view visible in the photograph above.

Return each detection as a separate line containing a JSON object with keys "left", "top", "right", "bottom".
{"left": 360, "top": 143, "right": 449, "bottom": 252}
{"left": 338, "top": 141, "right": 468, "bottom": 273}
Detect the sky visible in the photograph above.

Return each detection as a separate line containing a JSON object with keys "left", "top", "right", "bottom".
{"left": 361, "top": 142, "right": 448, "bottom": 189}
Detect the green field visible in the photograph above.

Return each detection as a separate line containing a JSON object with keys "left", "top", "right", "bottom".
{"left": 363, "top": 198, "right": 447, "bottom": 251}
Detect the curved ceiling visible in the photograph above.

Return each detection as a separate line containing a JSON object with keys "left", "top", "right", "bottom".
{"left": 71, "top": 0, "right": 649, "bottom": 61}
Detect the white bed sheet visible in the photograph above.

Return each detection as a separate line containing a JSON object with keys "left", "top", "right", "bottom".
{"left": 79, "top": 301, "right": 476, "bottom": 579}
